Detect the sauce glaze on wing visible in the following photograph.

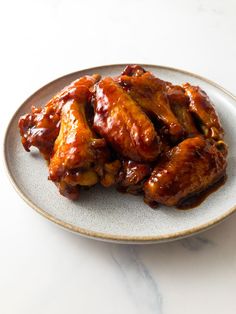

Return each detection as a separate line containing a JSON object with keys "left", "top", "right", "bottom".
{"left": 18, "top": 75, "right": 100, "bottom": 159}
{"left": 183, "top": 83, "right": 224, "bottom": 140}
{"left": 18, "top": 65, "right": 228, "bottom": 208}
{"left": 93, "top": 77, "right": 161, "bottom": 162}
{"left": 144, "top": 136, "right": 227, "bottom": 206}
{"left": 166, "top": 84, "right": 199, "bottom": 137}
{"left": 48, "top": 98, "right": 108, "bottom": 183}
{"left": 118, "top": 72, "right": 184, "bottom": 141}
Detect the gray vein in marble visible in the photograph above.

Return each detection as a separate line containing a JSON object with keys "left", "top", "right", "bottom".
{"left": 180, "top": 236, "right": 215, "bottom": 251}
{"left": 110, "top": 246, "right": 162, "bottom": 314}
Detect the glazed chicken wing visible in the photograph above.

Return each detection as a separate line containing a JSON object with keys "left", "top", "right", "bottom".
{"left": 183, "top": 83, "right": 224, "bottom": 140}
{"left": 49, "top": 98, "right": 107, "bottom": 182}
{"left": 93, "top": 77, "right": 161, "bottom": 162}
{"left": 49, "top": 96, "right": 121, "bottom": 199}
{"left": 166, "top": 84, "right": 199, "bottom": 137}
{"left": 18, "top": 65, "right": 228, "bottom": 207}
{"left": 18, "top": 75, "right": 100, "bottom": 159}
{"left": 118, "top": 71, "right": 184, "bottom": 140}
{"left": 144, "top": 136, "right": 227, "bottom": 206}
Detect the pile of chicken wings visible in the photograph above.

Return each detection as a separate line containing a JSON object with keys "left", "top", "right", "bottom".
{"left": 18, "top": 65, "right": 227, "bottom": 207}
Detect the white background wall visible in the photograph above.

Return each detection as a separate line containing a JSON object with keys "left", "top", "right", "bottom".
{"left": 1, "top": 1, "right": 236, "bottom": 313}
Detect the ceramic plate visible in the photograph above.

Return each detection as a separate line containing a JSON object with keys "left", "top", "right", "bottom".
{"left": 4, "top": 64, "right": 236, "bottom": 243}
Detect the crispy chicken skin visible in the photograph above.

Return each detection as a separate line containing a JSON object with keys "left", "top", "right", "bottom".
{"left": 118, "top": 72, "right": 184, "bottom": 140}
{"left": 144, "top": 136, "right": 227, "bottom": 206}
{"left": 183, "top": 83, "right": 224, "bottom": 140}
{"left": 93, "top": 77, "right": 161, "bottom": 162}
{"left": 18, "top": 75, "right": 100, "bottom": 159}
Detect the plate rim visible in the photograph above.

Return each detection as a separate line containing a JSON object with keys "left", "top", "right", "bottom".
{"left": 3, "top": 63, "right": 236, "bottom": 243}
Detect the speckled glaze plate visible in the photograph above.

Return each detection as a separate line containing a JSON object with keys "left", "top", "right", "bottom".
{"left": 4, "top": 64, "right": 236, "bottom": 243}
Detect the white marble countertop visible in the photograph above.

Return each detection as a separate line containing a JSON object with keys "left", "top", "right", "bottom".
{"left": 1, "top": 0, "right": 236, "bottom": 313}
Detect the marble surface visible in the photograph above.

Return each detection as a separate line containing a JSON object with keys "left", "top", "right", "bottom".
{"left": 0, "top": 0, "right": 236, "bottom": 313}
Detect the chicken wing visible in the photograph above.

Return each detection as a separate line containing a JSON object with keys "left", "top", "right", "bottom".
{"left": 18, "top": 75, "right": 100, "bottom": 159}
{"left": 18, "top": 65, "right": 228, "bottom": 206}
{"left": 166, "top": 84, "right": 199, "bottom": 137}
{"left": 183, "top": 83, "right": 224, "bottom": 140}
{"left": 49, "top": 98, "right": 108, "bottom": 184}
{"left": 144, "top": 136, "right": 227, "bottom": 206}
{"left": 118, "top": 72, "right": 184, "bottom": 140}
{"left": 93, "top": 77, "right": 161, "bottom": 162}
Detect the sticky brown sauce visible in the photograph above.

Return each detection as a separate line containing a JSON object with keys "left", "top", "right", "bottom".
{"left": 177, "top": 175, "right": 227, "bottom": 210}
{"left": 117, "top": 175, "right": 227, "bottom": 210}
